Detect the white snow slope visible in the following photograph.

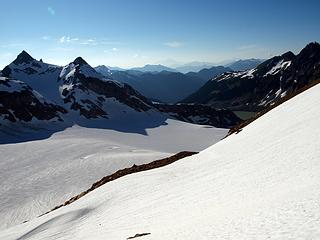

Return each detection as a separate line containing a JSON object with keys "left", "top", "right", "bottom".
{"left": 0, "top": 119, "right": 227, "bottom": 230}
{"left": 1, "top": 84, "right": 320, "bottom": 239}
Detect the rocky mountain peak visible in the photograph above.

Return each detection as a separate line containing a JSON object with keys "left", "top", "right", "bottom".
{"left": 13, "top": 50, "right": 35, "bottom": 65}
{"left": 73, "top": 57, "right": 88, "bottom": 66}
{"left": 298, "top": 42, "right": 320, "bottom": 60}
{"left": 281, "top": 51, "right": 296, "bottom": 61}
{"left": 303, "top": 41, "right": 320, "bottom": 51}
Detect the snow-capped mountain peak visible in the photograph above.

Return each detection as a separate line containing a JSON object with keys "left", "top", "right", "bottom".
{"left": 60, "top": 57, "right": 105, "bottom": 80}
{"left": 1, "top": 53, "right": 156, "bottom": 123}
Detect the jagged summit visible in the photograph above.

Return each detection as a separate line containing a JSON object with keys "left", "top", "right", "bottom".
{"left": 298, "top": 41, "right": 320, "bottom": 59}
{"left": 281, "top": 51, "right": 295, "bottom": 60}
{"left": 73, "top": 57, "right": 88, "bottom": 66}
{"left": 183, "top": 41, "right": 320, "bottom": 111}
{"left": 303, "top": 41, "right": 320, "bottom": 50}
{"left": 13, "top": 50, "right": 35, "bottom": 65}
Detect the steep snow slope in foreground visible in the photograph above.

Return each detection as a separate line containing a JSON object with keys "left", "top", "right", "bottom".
{"left": 1, "top": 85, "right": 320, "bottom": 239}
{"left": 0, "top": 119, "right": 227, "bottom": 230}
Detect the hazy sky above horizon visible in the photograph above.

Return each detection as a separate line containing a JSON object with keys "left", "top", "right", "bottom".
{"left": 1, "top": 0, "right": 320, "bottom": 68}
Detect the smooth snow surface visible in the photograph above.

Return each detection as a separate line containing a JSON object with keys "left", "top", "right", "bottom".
{"left": 0, "top": 119, "right": 226, "bottom": 230}
{"left": 1, "top": 84, "right": 319, "bottom": 239}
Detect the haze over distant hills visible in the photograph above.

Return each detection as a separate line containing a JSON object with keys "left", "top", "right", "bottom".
{"left": 93, "top": 59, "right": 263, "bottom": 103}
{"left": 93, "top": 58, "right": 263, "bottom": 75}
{"left": 174, "top": 62, "right": 217, "bottom": 73}
{"left": 226, "top": 58, "right": 265, "bottom": 71}
{"left": 130, "top": 64, "right": 177, "bottom": 73}
{"left": 102, "top": 70, "right": 206, "bottom": 103}
{"left": 186, "top": 66, "right": 232, "bottom": 81}
{"left": 95, "top": 65, "right": 231, "bottom": 103}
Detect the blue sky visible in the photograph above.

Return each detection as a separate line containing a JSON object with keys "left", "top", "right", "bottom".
{"left": 1, "top": 0, "right": 320, "bottom": 68}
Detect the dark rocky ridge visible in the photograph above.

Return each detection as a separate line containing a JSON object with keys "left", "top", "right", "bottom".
{"left": 0, "top": 78, "right": 66, "bottom": 123}
{"left": 182, "top": 42, "right": 320, "bottom": 111}
{"left": 72, "top": 57, "right": 88, "bottom": 66}
{"left": 154, "top": 103, "right": 241, "bottom": 128}
{"left": 12, "top": 50, "right": 35, "bottom": 65}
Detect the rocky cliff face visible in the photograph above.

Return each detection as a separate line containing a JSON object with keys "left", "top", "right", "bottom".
{"left": 0, "top": 77, "right": 66, "bottom": 124}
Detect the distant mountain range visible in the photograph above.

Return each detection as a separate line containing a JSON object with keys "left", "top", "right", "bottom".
{"left": 166, "top": 59, "right": 263, "bottom": 73}
{"left": 174, "top": 62, "right": 216, "bottom": 73}
{"left": 95, "top": 65, "right": 231, "bottom": 103}
{"left": 110, "top": 70, "right": 205, "bottom": 103}
{"left": 226, "top": 58, "right": 265, "bottom": 71}
{"left": 93, "top": 59, "right": 262, "bottom": 74}
{"left": 186, "top": 66, "right": 232, "bottom": 81}
{"left": 182, "top": 42, "right": 320, "bottom": 111}
{"left": 94, "top": 65, "right": 113, "bottom": 77}
{"left": 130, "top": 64, "right": 177, "bottom": 73}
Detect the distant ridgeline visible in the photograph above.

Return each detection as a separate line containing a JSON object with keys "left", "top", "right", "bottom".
{"left": 182, "top": 42, "right": 320, "bottom": 112}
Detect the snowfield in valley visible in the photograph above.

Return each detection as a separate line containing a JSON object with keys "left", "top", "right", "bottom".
{"left": 0, "top": 79, "right": 319, "bottom": 239}
{"left": 0, "top": 119, "right": 227, "bottom": 230}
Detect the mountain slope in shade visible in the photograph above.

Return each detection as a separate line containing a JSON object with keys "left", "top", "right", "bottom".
{"left": 97, "top": 66, "right": 231, "bottom": 103}
{"left": 107, "top": 70, "right": 206, "bottom": 103}
{"left": 227, "top": 58, "right": 264, "bottom": 71}
{"left": 1, "top": 74, "right": 319, "bottom": 239}
{"left": 2, "top": 51, "right": 63, "bottom": 103}
{"left": 0, "top": 76, "right": 66, "bottom": 124}
{"left": 183, "top": 42, "right": 320, "bottom": 111}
